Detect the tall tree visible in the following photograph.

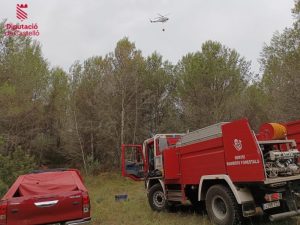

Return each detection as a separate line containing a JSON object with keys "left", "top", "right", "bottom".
{"left": 0, "top": 21, "right": 49, "bottom": 157}
{"left": 141, "top": 53, "right": 179, "bottom": 133}
{"left": 69, "top": 56, "right": 115, "bottom": 170}
{"left": 112, "top": 38, "right": 144, "bottom": 146}
{"left": 36, "top": 68, "right": 69, "bottom": 166}
{"left": 260, "top": 1, "right": 300, "bottom": 121}
{"left": 239, "top": 83, "right": 270, "bottom": 130}
{"left": 176, "top": 41, "right": 251, "bottom": 130}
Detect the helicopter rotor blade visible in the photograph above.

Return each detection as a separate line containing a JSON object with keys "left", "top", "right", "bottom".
{"left": 158, "top": 13, "right": 170, "bottom": 17}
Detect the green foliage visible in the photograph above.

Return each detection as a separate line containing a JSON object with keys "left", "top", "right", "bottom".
{"left": 260, "top": 14, "right": 300, "bottom": 121}
{"left": 86, "top": 155, "right": 101, "bottom": 175}
{"left": 0, "top": 21, "right": 49, "bottom": 161}
{"left": 0, "top": 179, "right": 7, "bottom": 199}
{"left": 292, "top": 0, "right": 300, "bottom": 16}
{"left": 142, "top": 53, "right": 179, "bottom": 133}
{"left": 176, "top": 41, "right": 251, "bottom": 129}
{"left": 68, "top": 39, "right": 181, "bottom": 170}
{"left": 240, "top": 84, "right": 270, "bottom": 130}
{"left": 0, "top": 0, "right": 299, "bottom": 175}
{"left": 0, "top": 148, "right": 36, "bottom": 197}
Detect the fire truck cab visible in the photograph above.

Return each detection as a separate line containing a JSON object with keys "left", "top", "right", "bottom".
{"left": 121, "top": 134, "right": 183, "bottom": 181}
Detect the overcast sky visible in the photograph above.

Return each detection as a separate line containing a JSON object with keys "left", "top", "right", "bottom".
{"left": 1, "top": 0, "right": 296, "bottom": 74}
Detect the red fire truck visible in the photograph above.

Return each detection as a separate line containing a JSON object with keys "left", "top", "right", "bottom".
{"left": 121, "top": 118, "right": 300, "bottom": 225}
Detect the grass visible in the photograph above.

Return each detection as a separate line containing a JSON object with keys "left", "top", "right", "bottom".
{"left": 85, "top": 173, "right": 300, "bottom": 225}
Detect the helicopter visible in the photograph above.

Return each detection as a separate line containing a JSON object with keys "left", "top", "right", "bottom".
{"left": 150, "top": 14, "right": 169, "bottom": 31}
{"left": 150, "top": 14, "right": 169, "bottom": 23}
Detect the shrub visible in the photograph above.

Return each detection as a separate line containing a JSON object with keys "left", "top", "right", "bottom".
{"left": 0, "top": 147, "right": 36, "bottom": 197}
{"left": 86, "top": 154, "right": 101, "bottom": 175}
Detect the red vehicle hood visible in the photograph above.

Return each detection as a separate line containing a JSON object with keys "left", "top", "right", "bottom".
{"left": 2, "top": 170, "right": 87, "bottom": 200}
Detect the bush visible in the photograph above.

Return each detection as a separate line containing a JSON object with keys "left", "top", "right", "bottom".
{"left": 0, "top": 179, "right": 8, "bottom": 198}
{"left": 86, "top": 154, "right": 101, "bottom": 175}
{"left": 0, "top": 148, "right": 36, "bottom": 197}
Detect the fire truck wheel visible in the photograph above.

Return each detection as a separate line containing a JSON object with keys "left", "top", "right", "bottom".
{"left": 148, "top": 183, "right": 166, "bottom": 211}
{"left": 206, "top": 185, "right": 242, "bottom": 225}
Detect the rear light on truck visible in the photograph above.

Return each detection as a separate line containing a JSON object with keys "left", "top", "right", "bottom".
{"left": 82, "top": 193, "right": 90, "bottom": 213}
{"left": 0, "top": 201, "right": 7, "bottom": 225}
{"left": 265, "top": 193, "right": 282, "bottom": 202}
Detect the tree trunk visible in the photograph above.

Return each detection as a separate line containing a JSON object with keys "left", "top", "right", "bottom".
{"left": 90, "top": 120, "right": 94, "bottom": 162}
{"left": 73, "top": 110, "right": 88, "bottom": 175}
{"left": 121, "top": 90, "right": 125, "bottom": 145}
{"left": 132, "top": 80, "right": 138, "bottom": 144}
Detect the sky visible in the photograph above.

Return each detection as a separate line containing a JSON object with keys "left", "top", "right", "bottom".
{"left": 0, "top": 0, "right": 296, "bottom": 75}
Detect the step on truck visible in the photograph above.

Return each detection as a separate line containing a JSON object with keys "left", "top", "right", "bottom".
{"left": 121, "top": 118, "right": 300, "bottom": 225}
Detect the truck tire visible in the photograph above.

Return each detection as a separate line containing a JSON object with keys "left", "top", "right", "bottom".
{"left": 148, "top": 183, "right": 167, "bottom": 211}
{"left": 206, "top": 185, "right": 242, "bottom": 225}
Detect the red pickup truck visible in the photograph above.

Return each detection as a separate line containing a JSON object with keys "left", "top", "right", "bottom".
{"left": 0, "top": 169, "right": 91, "bottom": 225}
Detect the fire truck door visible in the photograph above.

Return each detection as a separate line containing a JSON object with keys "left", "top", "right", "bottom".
{"left": 121, "top": 144, "right": 145, "bottom": 181}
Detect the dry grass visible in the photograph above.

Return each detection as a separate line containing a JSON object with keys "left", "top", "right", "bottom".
{"left": 85, "top": 173, "right": 299, "bottom": 225}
